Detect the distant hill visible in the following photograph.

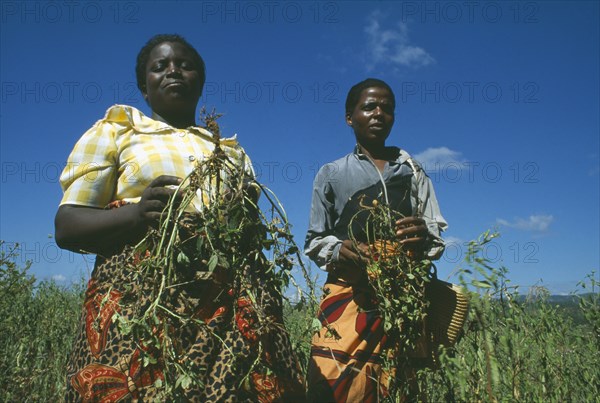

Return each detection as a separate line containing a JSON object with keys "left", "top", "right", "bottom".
{"left": 511, "top": 293, "right": 597, "bottom": 326}
{"left": 514, "top": 293, "right": 597, "bottom": 305}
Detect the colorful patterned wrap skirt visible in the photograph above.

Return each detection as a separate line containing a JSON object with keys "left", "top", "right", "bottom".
{"left": 308, "top": 279, "right": 388, "bottom": 402}
{"left": 308, "top": 278, "right": 428, "bottom": 403}
{"left": 64, "top": 215, "right": 305, "bottom": 402}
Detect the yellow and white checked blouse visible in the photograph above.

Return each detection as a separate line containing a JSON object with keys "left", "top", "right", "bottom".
{"left": 59, "top": 105, "right": 252, "bottom": 211}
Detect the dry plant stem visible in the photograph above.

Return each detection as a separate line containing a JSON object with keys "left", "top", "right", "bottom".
{"left": 251, "top": 183, "right": 317, "bottom": 302}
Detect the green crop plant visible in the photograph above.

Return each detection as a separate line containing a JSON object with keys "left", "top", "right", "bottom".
{"left": 0, "top": 241, "right": 84, "bottom": 401}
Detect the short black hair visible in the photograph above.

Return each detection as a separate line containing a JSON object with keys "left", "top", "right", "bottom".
{"left": 345, "top": 78, "right": 395, "bottom": 115}
{"left": 135, "top": 34, "right": 206, "bottom": 95}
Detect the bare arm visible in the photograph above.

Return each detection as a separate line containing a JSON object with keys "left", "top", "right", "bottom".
{"left": 55, "top": 175, "right": 182, "bottom": 255}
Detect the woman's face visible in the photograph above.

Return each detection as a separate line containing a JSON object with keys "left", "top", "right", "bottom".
{"left": 142, "top": 41, "right": 202, "bottom": 120}
{"left": 346, "top": 86, "right": 395, "bottom": 147}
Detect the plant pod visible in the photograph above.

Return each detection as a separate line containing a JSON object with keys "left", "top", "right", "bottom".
{"left": 371, "top": 239, "right": 401, "bottom": 262}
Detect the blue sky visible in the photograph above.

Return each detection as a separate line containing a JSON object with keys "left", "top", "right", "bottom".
{"left": 1, "top": 1, "right": 598, "bottom": 294}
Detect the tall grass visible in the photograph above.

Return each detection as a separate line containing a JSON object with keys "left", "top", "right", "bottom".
{"left": 0, "top": 241, "right": 84, "bottom": 401}
{"left": 415, "top": 232, "right": 599, "bottom": 402}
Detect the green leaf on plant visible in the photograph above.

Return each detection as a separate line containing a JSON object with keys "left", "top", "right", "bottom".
{"left": 472, "top": 280, "right": 492, "bottom": 288}
{"left": 207, "top": 253, "right": 218, "bottom": 272}
{"left": 177, "top": 252, "right": 190, "bottom": 265}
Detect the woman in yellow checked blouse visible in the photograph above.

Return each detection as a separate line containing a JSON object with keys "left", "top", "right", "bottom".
{"left": 55, "top": 34, "right": 304, "bottom": 401}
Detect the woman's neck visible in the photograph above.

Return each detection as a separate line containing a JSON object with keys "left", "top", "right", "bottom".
{"left": 358, "top": 142, "right": 391, "bottom": 161}
{"left": 152, "top": 111, "right": 196, "bottom": 129}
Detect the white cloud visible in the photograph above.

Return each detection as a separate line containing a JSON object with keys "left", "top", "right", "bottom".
{"left": 444, "top": 236, "right": 464, "bottom": 246}
{"left": 52, "top": 274, "right": 66, "bottom": 282}
{"left": 497, "top": 215, "right": 554, "bottom": 232}
{"left": 413, "top": 147, "right": 465, "bottom": 169}
{"left": 364, "top": 10, "right": 435, "bottom": 71}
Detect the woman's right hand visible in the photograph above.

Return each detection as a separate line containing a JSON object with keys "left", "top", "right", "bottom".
{"left": 333, "top": 240, "right": 371, "bottom": 284}
{"left": 137, "top": 175, "right": 182, "bottom": 227}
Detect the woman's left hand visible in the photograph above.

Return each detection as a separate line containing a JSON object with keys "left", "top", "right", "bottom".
{"left": 395, "top": 216, "right": 429, "bottom": 258}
